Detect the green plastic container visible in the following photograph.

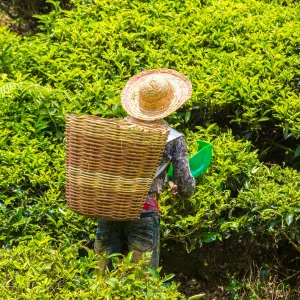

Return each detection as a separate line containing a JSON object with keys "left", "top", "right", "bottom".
{"left": 168, "top": 140, "right": 212, "bottom": 179}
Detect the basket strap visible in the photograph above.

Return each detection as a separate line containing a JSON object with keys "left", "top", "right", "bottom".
{"left": 167, "top": 126, "right": 182, "bottom": 142}
{"left": 153, "top": 161, "right": 170, "bottom": 179}
{"left": 153, "top": 126, "right": 182, "bottom": 179}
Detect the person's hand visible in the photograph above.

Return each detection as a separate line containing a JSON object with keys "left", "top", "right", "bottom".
{"left": 168, "top": 181, "right": 178, "bottom": 196}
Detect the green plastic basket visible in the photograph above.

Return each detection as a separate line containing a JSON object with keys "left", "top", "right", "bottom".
{"left": 168, "top": 140, "right": 212, "bottom": 179}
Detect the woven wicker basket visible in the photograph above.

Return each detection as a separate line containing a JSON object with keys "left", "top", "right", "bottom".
{"left": 65, "top": 114, "right": 169, "bottom": 220}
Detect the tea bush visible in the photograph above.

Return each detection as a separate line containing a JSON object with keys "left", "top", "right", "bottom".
{"left": 1, "top": 0, "right": 300, "bottom": 135}
{"left": 0, "top": 236, "right": 183, "bottom": 299}
{"left": 0, "top": 0, "right": 300, "bottom": 297}
{"left": 161, "top": 125, "right": 300, "bottom": 251}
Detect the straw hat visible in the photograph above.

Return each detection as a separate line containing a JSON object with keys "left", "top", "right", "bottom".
{"left": 121, "top": 69, "right": 192, "bottom": 121}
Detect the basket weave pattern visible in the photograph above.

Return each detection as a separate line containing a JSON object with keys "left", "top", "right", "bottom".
{"left": 65, "top": 114, "right": 169, "bottom": 220}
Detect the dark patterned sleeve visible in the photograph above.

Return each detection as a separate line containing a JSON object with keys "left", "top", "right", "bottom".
{"left": 170, "top": 136, "right": 196, "bottom": 199}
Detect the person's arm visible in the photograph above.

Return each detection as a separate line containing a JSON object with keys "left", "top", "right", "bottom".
{"left": 169, "top": 136, "right": 195, "bottom": 199}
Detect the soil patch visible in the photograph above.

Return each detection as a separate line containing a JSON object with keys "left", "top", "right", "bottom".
{"left": 161, "top": 239, "right": 300, "bottom": 299}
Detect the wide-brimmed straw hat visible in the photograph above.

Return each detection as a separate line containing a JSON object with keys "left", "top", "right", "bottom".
{"left": 121, "top": 69, "right": 192, "bottom": 121}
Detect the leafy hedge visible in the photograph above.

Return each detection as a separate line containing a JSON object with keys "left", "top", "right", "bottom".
{"left": 161, "top": 126, "right": 300, "bottom": 251}
{"left": 0, "top": 236, "right": 183, "bottom": 299}
{"left": 1, "top": 0, "right": 300, "bottom": 136}
{"left": 0, "top": 0, "right": 300, "bottom": 297}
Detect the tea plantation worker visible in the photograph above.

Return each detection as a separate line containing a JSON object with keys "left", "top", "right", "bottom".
{"left": 94, "top": 69, "right": 196, "bottom": 271}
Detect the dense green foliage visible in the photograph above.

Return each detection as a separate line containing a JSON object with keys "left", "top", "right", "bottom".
{"left": 161, "top": 126, "right": 300, "bottom": 251}
{"left": 0, "top": 0, "right": 300, "bottom": 298}
{"left": 0, "top": 236, "right": 183, "bottom": 299}
{"left": 1, "top": 0, "right": 300, "bottom": 138}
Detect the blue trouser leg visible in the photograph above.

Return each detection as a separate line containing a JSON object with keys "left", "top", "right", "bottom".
{"left": 94, "top": 213, "right": 160, "bottom": 270}
{"left": 126, "top": 213, "right": 160, "bottom": 268}
{"left": 94, "top": 219, "right": 123, "bottom": 271}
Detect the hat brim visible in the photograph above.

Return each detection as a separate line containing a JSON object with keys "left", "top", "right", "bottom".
{"left": 121, "top": 69, "right": 192, "bottom": 121}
